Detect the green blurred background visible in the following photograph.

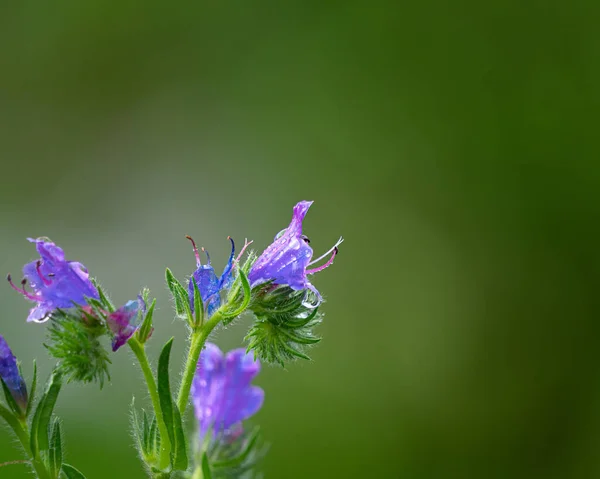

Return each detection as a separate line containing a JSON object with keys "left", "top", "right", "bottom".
{"left": 1, "top": 0, "right": 599, "bottom": 477}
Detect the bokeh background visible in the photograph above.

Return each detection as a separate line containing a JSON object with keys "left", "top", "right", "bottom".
{"left": 1, "top": 1, "right": 599, "bottom": 478}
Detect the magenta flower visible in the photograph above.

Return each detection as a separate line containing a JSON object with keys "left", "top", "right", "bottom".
{"left": 192, "top": 343, "right": 264, "bottom": 439}
{"left": 248, "top": 201, "right": 343, "bottom": 303}
{"left": 0, "top": 335, "right": 27, "bottom": 410}
{"left": 8, "top": 238, "right": 99, "bottom": 323}
{"left": 186, "top": 236, "right": 236, "bottom": 318}
{"left": 106, "top": 297, "right": 146, "bottom": 351}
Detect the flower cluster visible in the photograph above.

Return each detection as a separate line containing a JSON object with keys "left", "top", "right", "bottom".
{"left": 1, "top": 201, "right": 341, "bottom": 479}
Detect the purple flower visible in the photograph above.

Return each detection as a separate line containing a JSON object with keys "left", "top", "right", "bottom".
{"left": 186, "top": 236, "right": 237, "bottom": 318}
{"left": 106, "top": 297, "right": 146, "bottom": 351}
{"left": 8, "top": 238, "right": 99, "bottom": 323}
{"left": 248, "top": 201, "right": 343, "bottom": 303}
{"left": 0, "top": 335, "right": 27, "bottom": 410}
{"left": 192, "top": 343, "right": 264, "bottom": 440}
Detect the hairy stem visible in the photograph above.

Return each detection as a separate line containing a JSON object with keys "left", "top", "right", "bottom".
{"left": 0, "top": 405, "right": 51, "bottom": 479}
{"left": 176, "top": 312, "right": 223, "bottom": 415}
{"left": 128, "top": 338, "right": 172, "bottom": 471}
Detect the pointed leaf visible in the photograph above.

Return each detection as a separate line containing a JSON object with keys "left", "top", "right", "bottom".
{"left": 0, "top": 377, "right": 24, "bottom": 417}
{"left": 137, "top": 298, "right": 156, "bottom": 344}
{"left": 96, "top": 284, "right": 115, "bottom": 313}
{"left": 130, "top": 399, "right": 144, "bottom": 455}
{"left": 142, "top": 409, "right": 150, "bottom": 455}
{"left": 157, "top": 338, "right": 176, "bottom": 461}
{"left": 157, "top": 337, "right": 188, "bottom": 470}
{"left": 149, "top": 416, "right": 159, "bottom": 455}
{"left": 165, "top": 268, "right": 190, "bottom": 319}
{"left": 26, "top": 360, "right": 37, "bottom": 417}
{"left": 172, "top": 403, "right": 188, "bottom": 470}
{"left": 62, "top": 464, "right": 87, "bottom": 479}
{"left": 221, "top": 270, "right": 251, "bottom": 321}
{"left": 279, "top": 328, "right": 321, "bottom": 345}
{"left": 49, "top": 418, "right": 63, "bottom": 477}
{"left": 30, "top": 370, "right": 63, "bottom": 455}
{"left": 201, "top": 453, "right": 213, "bottom": 479}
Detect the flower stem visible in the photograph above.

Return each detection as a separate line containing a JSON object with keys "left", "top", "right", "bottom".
{"left": 0, "top": 405, "right": 51, "bottom": 479}
{"left": 176, "top": 312, "right": 222, "bottom": 415}
{"left": 128, "top": 338, "right": 173, "bottom": 471}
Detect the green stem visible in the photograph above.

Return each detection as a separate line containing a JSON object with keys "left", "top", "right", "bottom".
{"left": 0, "top": 405, "right": 51, "bottom": 479}
{"left": 128, "top": 338, "right": 172, "bottom": 470}
{"left": 176, "top": 312, "right": 223, "bottom": 415}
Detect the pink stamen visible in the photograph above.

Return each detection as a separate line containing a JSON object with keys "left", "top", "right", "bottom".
{"left": 36, "top": 261, "right": 52, "bottom": 286}
{"left": 186, "top": 235, "right": 202, "bottom": 267}
{"left": 7, "top": 274, "right": 37, "bottom": 301}
{"left": 308, "top": 236, "right": 344, "bottom": 266}
{"left": 201, "top": 247, "right": 211, "bottom": 265}
{"left": 306, "top": 248, "right": 338, "bottom": 275}
{"left": 234, "top": 238, "right": 253, "bottom": 264}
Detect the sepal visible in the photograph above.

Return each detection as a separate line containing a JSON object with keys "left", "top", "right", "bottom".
{"left": 199, "top": 427, "right": 268, "bottom": 479}
{"left": 245, "top": 286, "right": 322, "bottom": 366}
{"left": 137, "top": 297, "right": 156, "bottom": 344}
{"left": 44, "top": 308, "right": 112, "bottom": 387}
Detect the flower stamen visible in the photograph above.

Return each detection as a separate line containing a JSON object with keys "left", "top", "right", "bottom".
{"left": 234, "top": 238, "right": 253, "bottom": 265}
{"left": 201, "top": 247, "right": 211, "bottom": 265}
{"left": 35, "top": 260, "right": 52, "bottom": 286}
{"left": 307, "top": 236, "right": 344, "bottom": 267}
{"left": 185, "top": 235, "right": 202, "bottom": 267}
{"left": 306, "top": 247, "right": 339, "bottom": 275}
{"left": 6, "top": 274, "right": 37, "bottom": 301}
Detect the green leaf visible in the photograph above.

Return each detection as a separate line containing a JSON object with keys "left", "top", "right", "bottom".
{"left": 49, "top": 418, "right": 63, "bottom": 477}
{"left": 130, "top": 399, "right": 144, "bottom": 456}
{"left": 137, "top": 298, "right": 156, "bottom": 344}
{"left": 26, "top": 360, "right": 37, "bottom": 417}
{"left": 166, "top": 268, "right": 193, "bottom": 325}
{"left": 221, "top": 269, "right": 251, "bottom": 322}
{"left": 30, "top": 370, "right": 63, "bottom": 456}
{"left": 142, "top": 409, "right": 150, "bottom": 454}
{"left": 157, "top": 337, "right": 188, "bottom": 471}
{"left": 172, "top": 403, "right": 188, "bottom": 470}
{"left": 201, "top": 453, "right": 213, "bottom": 479}
{"left": 0, "top": 377, "right": 24, "bottom": 417}
{"left": 149, "top": 415, "right": 159, "bottom": 456}
{"left": 192, "top": 277, "right": 204, "bottom": 328}
{"left": 157, "top": 338, "right": 175, "bottom": 460}
{"left": 96, "top": 285, "right": 115, "bottom": 313}
{"left": 62, "top": 463, "right": 87, "bottom": 479}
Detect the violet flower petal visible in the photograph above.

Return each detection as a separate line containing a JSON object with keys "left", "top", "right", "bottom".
{"left": 18, "top": 238, "right": 99, "bottom": 323}
{"left": 248, "top": 201, "right": 315, "bottom": 290}
{"left": 0, "top": 335, "right": 27, "bottom": 409}
{"left": 106, "top": 298, "right": 144, "bottom": 351}
{"left": 192, "top": 343, "right": 263, "bottom": 440}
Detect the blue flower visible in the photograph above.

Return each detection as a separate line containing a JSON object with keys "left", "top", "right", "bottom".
{"left": 192, "top": 343, "right": 264, "bottom": 440}
{"left": 0, "top": 335, "right": 28, "bottom": 410}
{"left": 186, "top": 236, "right": 236, "bottom": 318}
{"left": 106, "top": 297, "right": 146, "bottom": 351}
{"left": 248, "top": 201, "right": 343, "bottom": 304}
{"left": 8, "top": 238, "right": 99, "bottom": 323}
